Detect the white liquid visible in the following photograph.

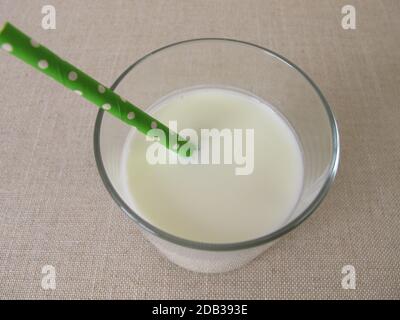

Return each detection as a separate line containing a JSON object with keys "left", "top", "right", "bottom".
{"left": 121, "top": 87, "right": 304, "bottom": 244}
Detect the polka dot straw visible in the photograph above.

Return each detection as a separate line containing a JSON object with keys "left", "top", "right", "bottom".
{"left": 0, "top": 22, "right": 193, "bottom": 157}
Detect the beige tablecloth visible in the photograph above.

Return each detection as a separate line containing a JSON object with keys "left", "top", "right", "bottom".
{"left": 0, "top": 0, "right": 399, "bottom": 299}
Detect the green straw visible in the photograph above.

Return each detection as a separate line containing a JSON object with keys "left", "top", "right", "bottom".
{"left": 0, "top": 22, "right": 193, "bottom": 156}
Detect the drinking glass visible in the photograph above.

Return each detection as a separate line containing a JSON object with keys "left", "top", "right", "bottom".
{"left": 94, "top": 39, "right": 340, "bottom": 273}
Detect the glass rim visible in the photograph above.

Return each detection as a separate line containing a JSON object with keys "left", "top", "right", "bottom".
{"left": 93, "top": 38, "right": 340, "bottom": 251}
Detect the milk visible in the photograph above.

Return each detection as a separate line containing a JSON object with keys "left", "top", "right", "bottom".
{"left": 121, "top": 87, "right": 304, "bottom": 244}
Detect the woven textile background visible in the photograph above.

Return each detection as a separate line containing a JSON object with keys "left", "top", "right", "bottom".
{"left": 0, "top": 0, "right": 399, "bottom": 299}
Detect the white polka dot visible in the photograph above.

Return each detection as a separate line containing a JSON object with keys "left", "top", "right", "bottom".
{"left": 127, "top": 112, "right": 135, "bottom": 120}
{"left": 74, "top": 90, "right": 82, "bottom": 96}
{"left": 151, "top": 121, "right": 157, "bottom": 129}
{"left": 98, "top": 85, "right": 106, "bottom": 93}
{"left": 30, "top": 39, "right": 40, "bottom": 48}
{"left": 38, "top": 59, "right": 48, "bottom": 69}
{"left": 1, "top": 43, "right": 12, "bottom": 52}
{"left": 68, "top": 71, "right": 78, "bottom": 81}
{"left": 102, "top": 103, "right": 111, "bottom": 110}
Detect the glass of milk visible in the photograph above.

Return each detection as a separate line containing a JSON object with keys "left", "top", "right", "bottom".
{"left": 94, "top": 39, "right": 340, "bottom": 273}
